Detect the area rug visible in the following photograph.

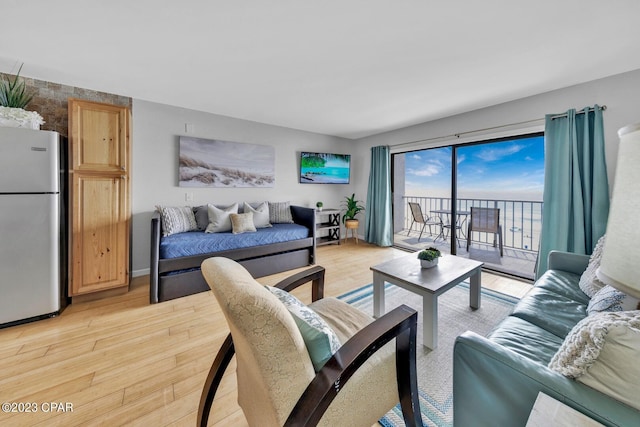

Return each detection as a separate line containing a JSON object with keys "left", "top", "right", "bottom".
{"left": 338, "top": 282, "right": 518, "bottom": 427}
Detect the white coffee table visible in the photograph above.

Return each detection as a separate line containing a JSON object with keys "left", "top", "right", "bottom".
{"left": 370, "top": 253, "right": 483, "bottom": 349}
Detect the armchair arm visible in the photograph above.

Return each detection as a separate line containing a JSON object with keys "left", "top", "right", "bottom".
{"left": 274, "top": 265, "right": 325, "bottom": 302}
{"left": 547, "top": 250, "right": 590, "bottom": 275}
{"left": 286, "top": 305, "right": 422, "bottom": 427}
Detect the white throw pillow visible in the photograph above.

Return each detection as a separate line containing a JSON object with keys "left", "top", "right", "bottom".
{"left": 156, "top": 205, "right": 197, "bottom": 236}
{"left": 230, "top": 212, "right": 257, "bottom": 234}
{"left": 205, "top": 203, "right": 238, "bottom": 233}
{"left": 243, "top": 202, "right": 272, "bottom": 228}
{"left": 548, "top": 311, "right": 640, "bottom": 411}
{"left": 579, "top": 234, "right": 607, "bottom": 298}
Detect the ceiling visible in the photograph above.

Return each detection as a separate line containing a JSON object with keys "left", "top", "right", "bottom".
{"left": 2, "top": 1, "right": 640, "bottom": 139}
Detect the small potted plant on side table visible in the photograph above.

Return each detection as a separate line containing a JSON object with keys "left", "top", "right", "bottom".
{"left": 417, "top": 247, "right": 441, "bottom": 268}
{"left": 316, "top": 201, "right": 323, "bottom": 211}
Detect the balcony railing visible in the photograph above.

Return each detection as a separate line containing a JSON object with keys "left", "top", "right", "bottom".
{"left": 400, "top": 196, "right": 543, "bottom": 253}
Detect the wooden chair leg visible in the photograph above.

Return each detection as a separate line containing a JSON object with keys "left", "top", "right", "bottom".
{"left": 198, "top": 334, "right": 235, "bottom": 427}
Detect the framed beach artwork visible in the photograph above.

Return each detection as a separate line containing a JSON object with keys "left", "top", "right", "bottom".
{"left": 179, "top": 136, "right": 275, "bottom": 187}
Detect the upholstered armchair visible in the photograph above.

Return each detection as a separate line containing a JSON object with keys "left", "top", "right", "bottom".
{"left": 198, "top": 257, "right": 422, "bottom": 427}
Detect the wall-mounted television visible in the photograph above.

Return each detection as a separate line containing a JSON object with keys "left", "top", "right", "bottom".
{"left": 299, "top": 152, "right": 351, "bottom": 184}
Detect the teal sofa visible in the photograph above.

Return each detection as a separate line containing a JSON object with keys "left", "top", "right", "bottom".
{"left": 453, "top": 250, "right": 640, "bottom": 426}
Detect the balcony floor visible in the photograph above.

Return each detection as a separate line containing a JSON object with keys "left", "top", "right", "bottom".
{"left": 395, "top": 228, "right": 537, "bottom": 281}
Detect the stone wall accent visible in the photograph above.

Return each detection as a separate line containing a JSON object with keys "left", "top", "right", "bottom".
{"left": 1, "top": 72, "right": 132, "bottom": 137}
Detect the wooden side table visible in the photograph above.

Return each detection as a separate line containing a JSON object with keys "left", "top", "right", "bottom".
{"left": 526, "top": 392, "right": 604, "bottom": 427}
{"left": 344, "top": 219, "right": 359, "bottom": 244}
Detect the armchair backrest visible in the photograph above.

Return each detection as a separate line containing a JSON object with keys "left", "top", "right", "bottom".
{"left": 470, "top": 207, "right": 501, "bottom": 233}
{"left": 201, "top": 257, "right": 316, "bottom": 426}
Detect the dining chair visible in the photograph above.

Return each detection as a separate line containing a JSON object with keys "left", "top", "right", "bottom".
{"left": 407, "top": 202, "right": 442, "bottom": 241}
{"left": 198, "top": 257, "right": 423, "bottom": 427}
{"left": 466, "top": 207, "right": 503, "bottom": 256}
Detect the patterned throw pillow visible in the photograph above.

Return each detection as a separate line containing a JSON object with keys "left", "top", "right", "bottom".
{"left": 268, "top": 201, "right": 294, "bottom": 224}
{"left": 265, "top": 286, "right": 341, "bottom": 371}
{"left": 156, "top": 205, "right": 197, "bottom": 236}
{"left": 230, "top": 212, "right": 257, "bottom": 234}
{"left": 579, "top": 235, "right": 607, "bottom": 298}
{"left": 587, "top": 285, "right": 640, "bottom": 315}
{"left": 243, "top": 202, "right": 272, "bottom": 228}
{"left": 205, "top": 203, "right": 238, "bottom": 233}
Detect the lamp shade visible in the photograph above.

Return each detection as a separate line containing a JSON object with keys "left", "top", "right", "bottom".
{"left": 596, "top": 123, "right": 640, "bottom": 299}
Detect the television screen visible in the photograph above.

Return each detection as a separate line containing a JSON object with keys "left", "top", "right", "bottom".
{"left": 300, "top": 152, "right": 351, "bottom": 184}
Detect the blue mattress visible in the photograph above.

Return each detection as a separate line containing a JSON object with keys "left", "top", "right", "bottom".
{"left": 159, "top": 223, "right": 310, "bottom": 259}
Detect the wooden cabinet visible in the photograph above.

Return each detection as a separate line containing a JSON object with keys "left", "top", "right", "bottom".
{"left": 69, "top": 99, "right": 131, "bottom": 297}
{"left": 315, "top": 209, "right": 341, "bottom": 246}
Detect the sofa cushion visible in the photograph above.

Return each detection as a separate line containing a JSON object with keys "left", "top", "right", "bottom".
{"left": 534, "top": 270, "right": 591, "bottom": 305}
{"left": 510, "top": 286, "right": 587, "bottom": 339}
{"left": 587, "top": 285, "right": 640, "bottom": 314}
{"left": 488, "top": 316, "right": 565, "bottom": 365}
{"left": 578, "top": 234, "right": 607, "bottom": 298}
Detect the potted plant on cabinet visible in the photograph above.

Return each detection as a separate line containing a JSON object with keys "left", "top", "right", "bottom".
{"left": 0, "top": 63, "right": 44, "bottom": 130}
{"left": 417, "top": 247, "right": 441, "bottom": 268}
{"left": 316, "top": 201, "right": 323, "bottom": 211}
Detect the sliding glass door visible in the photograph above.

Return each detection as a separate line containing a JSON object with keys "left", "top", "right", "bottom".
{"left": 392, "top": 133, "right": 544, "bottom": 279}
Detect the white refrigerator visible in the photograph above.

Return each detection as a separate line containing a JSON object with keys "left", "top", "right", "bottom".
{"left": 0, "top": 127, "right": 67, "bottom": 327}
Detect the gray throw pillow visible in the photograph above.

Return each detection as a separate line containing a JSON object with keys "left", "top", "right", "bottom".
{"left": 244, "top": 202, "right": 272, "bottom": 228}
{"left": 269, "top": 201, "right": 294, "bottom": 224}
{"left": 579, "top": 235, "right": 607, "bottom": 298}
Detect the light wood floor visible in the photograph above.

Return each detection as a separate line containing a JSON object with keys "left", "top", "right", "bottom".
{"left": 0, "top": 243, "right": 531, "bottom": 426}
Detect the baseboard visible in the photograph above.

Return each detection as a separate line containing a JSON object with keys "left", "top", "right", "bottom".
{"left": 132, "top": 268, "right": 150, "bottom": 278}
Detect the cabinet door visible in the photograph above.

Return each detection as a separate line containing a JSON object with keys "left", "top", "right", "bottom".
{"left": 69, "top": 99, "right": 129, "bottom": 172}
{"left": 70, "top": 173, "right": 129, "bottom": 295}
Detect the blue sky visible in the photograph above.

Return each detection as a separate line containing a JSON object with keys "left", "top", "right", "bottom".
{"left": 404, "top": 136, "right": 545, "bottom": 201}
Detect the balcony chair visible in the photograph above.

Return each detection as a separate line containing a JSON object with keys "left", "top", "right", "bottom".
{"left": 466, "top": 207, "right": 503, "bottom": 256}
{"left": 407, "top": 202, "right": 442, "bottom": 241}
{"left": 198, "top": 257, "right": 422, "bottom": 427}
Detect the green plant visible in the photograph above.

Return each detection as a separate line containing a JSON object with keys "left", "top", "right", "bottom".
{"left": 417, "top": 247, "right": 441, "bottom": 261}
{"left": 341, "top": 193, "right": 365, "bottom": 223}
{"left": 0, "top": 64, "right": 34, "bottom": 108}
{"left": 316, "top": 201, "right": 323, "bottom": 208}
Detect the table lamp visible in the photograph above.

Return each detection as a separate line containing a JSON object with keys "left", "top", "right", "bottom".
{"left": 596, "top": 123, "right": 640, "bottom": 298}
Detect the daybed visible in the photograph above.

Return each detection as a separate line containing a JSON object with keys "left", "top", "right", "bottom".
{"left": 453, "top": 249, "right": 640, "bottom": 426}
{"left": 150, "top": 203, "right": 316, "bottom": 303}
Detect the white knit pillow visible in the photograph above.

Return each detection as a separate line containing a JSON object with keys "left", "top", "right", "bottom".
{"left": 578, "top": 235, "right": 607, "bottom": 298}
{"left": 156, "top": 205, "right": 197, "bottom": 236}
{"left": 548, "top": 310, "right": 640, "bottom": 411}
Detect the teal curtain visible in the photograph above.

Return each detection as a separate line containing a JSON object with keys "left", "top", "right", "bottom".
{"left": 365, "top": 145, "right": 393, "bottom": 246}
{"left": 535, "top": 105, "right": 609, "bottom": 277}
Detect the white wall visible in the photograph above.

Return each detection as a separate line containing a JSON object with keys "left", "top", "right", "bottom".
{"left": 353, "top": 69, "right": 640, "bottom": 208}
{"left": 131, "top": 100, "right": 354, "bottom": 275}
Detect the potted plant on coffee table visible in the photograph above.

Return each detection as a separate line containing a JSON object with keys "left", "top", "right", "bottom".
{"left": 417, "top": 247, "right": 441, "bottom": 268}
